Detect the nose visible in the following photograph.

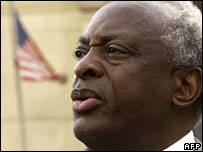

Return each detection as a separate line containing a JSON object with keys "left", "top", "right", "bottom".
{"left": 74, "top": 50, "right": 104, "bottom": 80}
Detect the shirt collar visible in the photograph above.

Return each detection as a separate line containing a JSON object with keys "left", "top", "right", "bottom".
{"left": 164, "top": 131, "right": 195, "bottom": 151}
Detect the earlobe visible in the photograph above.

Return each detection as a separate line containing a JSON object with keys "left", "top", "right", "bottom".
{"left": 173, "top": 68, "right": 202, "bottom": 108}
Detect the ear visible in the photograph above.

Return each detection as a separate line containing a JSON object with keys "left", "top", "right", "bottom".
{"left": 173, "top": 67, "right": 202, "bottom": 108}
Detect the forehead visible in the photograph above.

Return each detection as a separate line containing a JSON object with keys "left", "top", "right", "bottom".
{"left": 82, "top": 2, "right": 172, "bottom": 48}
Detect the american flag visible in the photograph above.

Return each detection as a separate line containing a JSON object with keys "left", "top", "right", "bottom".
{"left": 12, "top": 6, "right": 66, "bottom": 83}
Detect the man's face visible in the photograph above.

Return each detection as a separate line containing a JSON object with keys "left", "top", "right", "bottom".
{"left": 71, "top": 2, "right": 175, "bottom": 148}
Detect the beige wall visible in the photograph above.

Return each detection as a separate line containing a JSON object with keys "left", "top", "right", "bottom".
{"left": 1, "top": 1, "right": 107, "bottom": 151}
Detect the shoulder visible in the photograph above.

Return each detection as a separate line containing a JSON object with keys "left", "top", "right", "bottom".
{"left": 194, "top": 137, "right": 202, "bottom": 151}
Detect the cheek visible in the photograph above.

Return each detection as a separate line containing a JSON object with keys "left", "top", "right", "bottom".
{"left": 110, "top": 65, "right": 173, "bottom": 121}
{"left": 110, "top": 64, "right": 143, "bottom": 102}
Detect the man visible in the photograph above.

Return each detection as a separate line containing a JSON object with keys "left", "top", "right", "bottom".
{"left": 70, "top": 1, "right": 202, "bottom": 151}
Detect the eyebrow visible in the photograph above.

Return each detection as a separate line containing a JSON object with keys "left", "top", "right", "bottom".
{"left": 78, "top": 35, "right": 141, "bottom": 55}
{"left": 78, "top": 36, "right": 89, "bottom": 45}
{"left": 78, "top": 35, "right": 119, "bottom": 45}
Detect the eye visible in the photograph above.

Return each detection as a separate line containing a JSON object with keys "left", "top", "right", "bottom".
{"left": 105, "top": 45, "right": 130, "bottom": 60}
{"left": 75, "top": 50, "right": 83, "bottom": 58}
{"left": 107, "top": 47, "right": 122, "bottom": 54}
{"left": 74, "top": 49, "right": 86, "bottom": 60}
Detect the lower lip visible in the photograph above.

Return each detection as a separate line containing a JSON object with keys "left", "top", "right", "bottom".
{"left": 72, "top": 98, "right": 103, "bottom": 113}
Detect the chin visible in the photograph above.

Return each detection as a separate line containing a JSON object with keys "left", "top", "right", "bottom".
{"left": 73, "top": 118, "right": 116, "bottom": 150}
{"left": 73, "top": 118, "right": 103, "bottom": 139}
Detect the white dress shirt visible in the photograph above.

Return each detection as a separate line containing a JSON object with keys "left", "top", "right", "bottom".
{"left": 164, "top": 131, "right": 195, "bottom": 151}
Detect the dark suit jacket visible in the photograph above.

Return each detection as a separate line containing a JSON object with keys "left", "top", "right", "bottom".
{"left": 194, "top": 137, "right": 202, "bottom": 151}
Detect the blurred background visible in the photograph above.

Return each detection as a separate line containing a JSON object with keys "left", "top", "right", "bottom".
{"left": 1, "top": 1, "right": 107, "bottom": 151}
{"left": 1, "top": 1, "right": 202, "bottom": 151}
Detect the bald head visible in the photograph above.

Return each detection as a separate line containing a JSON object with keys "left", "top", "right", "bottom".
{"left": 86, "top": 1, "right": 177, "bottom": 34}
{"left": 82, "top": 1, "right": 176, "bottom": 60}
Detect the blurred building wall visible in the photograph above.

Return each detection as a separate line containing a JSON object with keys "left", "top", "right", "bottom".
{"left": 1, "top": 1, "right": 107, "bottom": 151}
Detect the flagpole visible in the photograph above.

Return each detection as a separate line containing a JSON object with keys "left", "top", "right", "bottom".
{"left": 8, "top": 2, "right": 27, "bottom": 151}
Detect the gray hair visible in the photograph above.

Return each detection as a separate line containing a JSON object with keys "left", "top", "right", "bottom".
{"left": 108, "top": 1, "right": 202, "bottom": 122}
{"left": 160, "top": 2, "right": 202, "bottom": 122}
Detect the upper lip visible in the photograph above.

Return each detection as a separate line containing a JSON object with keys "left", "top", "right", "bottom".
{"left": 71, "top": 88, "right": 102, "bottom": 102}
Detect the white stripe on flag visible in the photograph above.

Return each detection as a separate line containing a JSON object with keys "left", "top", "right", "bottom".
{"left": 17, "top": 59, "right": 52, "bottom": 76}
{"left": 20, "top": 70, "right": 51, "bottom": 80}
{"left": 20, "top": 71, "right": 42, "bottom": 80}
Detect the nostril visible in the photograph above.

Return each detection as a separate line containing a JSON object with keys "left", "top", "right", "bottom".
{"left": 83, "top": 69, "right": 96, "bottom": 78}
{"left": 89, "top": 70, "right": 96, "bottom": 77}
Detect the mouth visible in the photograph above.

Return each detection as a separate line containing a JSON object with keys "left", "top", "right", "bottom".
{"left": 71, "top": 89, "right": 104, "bottom": 114}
